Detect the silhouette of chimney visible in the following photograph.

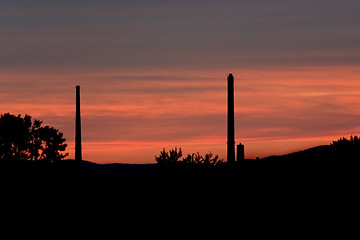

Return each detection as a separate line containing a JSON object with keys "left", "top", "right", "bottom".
{"left": 237, "top": 143, "right": 245, "bottom": 161}
{"left": 227, "top": 74, "right": 235, "bottom": 164}
{"left": 75, "top": 85, "right": 82, "bottom": 162}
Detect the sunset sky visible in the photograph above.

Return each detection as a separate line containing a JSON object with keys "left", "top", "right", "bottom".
{"left": 1, "top": 0, "right": 360, "bottom": 163}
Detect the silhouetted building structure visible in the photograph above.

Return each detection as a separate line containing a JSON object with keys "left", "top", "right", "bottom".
{"left": 227, "top": 74, "right": 235, "bottom": 164}
{"left": 75, "top": 85, "right": 82, "bottom": 161}
{"left": 237, "top": 143, "right": 245, "bottom": 161}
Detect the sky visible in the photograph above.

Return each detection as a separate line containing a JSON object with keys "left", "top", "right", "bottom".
{"left": 1, "top": 0, "right": 360, "bottom": 163}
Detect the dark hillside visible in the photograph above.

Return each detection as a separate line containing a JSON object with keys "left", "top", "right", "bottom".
{"left": 261, "top": 145, "right": 332, "bottom": 161}
{"left": 1, "top": 144, "right": 358, "bottom": 212}
{"left": 258, "top": 144, "right": 359, "bottom": 200}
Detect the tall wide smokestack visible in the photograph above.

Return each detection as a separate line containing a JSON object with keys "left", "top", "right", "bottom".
{"left": 75, "top": 85, "right": 82, "bottom": 161}
{"left": 227, "top": 74, "right": 235, "bottom": 164}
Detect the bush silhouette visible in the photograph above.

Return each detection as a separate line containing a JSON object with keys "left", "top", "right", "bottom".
{"left": 182, "top": 152, "right": 222, "bottom": 166}
{"left": 330, "top": 135, "right": 360, "bottom": 160}
{"left": 0, "top": 113, "right": 68, "bottom": 162}
{"left": 155, "top": 147, "right": 223, "bottom": 167}
{"left": 155, "top": 147, "right": 183, "bottom": 166}
{"left": 331, "top": 135, "right": 360, "bottom": 146}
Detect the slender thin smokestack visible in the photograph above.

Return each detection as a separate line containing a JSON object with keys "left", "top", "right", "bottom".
{"left": 75, "top": 85, "right": 82, "bottom": 161}
{"left": 227, "top": 74, "right": 235, "bottom": 164}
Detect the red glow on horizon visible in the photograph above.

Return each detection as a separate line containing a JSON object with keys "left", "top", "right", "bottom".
{"left": 1, "top": 66, "right": 360, "bottom": 163}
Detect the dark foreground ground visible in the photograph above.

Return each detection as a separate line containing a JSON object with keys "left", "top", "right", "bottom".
{"left": 1, "top": 144, "right": 359, "bottom": 233}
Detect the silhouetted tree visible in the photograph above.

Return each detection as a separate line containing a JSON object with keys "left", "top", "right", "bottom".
{"left": 182, "top": 152, "right": 222, "bottom": 166}
{"left": 155, "top": 147, "right": 183, "bottom": 166}
{"left": 0, "top": 113, "right": 68, "bottom": 162}
{"left": 155, "top": 148, "right": 223, "bottom": 167}
{"left": 331, "top": 135, "right": 360, "bottom": 146}
{"left": 182, "top": 152, "right": 202, "bottom": 165}
{"left": 330, "top": 135, "right": 360, "bottom": 160}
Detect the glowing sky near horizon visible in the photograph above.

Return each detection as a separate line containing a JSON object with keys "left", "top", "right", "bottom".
{"left": 1, "top": 0, "right": 360, "bottom": 163}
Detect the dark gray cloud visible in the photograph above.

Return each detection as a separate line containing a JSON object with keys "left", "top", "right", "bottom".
{"left": 1, "top": 0, "right": 359, "bottom": 71}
